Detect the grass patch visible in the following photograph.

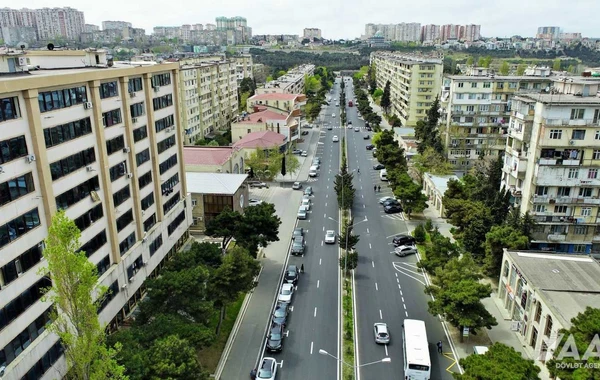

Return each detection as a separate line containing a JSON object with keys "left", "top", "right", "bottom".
{"left": 414, "top": 230, "right": 432, "bottom": 260}
{"left": 342, "top": 277, "right": 355, "bottom": 380}
{"left": 197, "top": 294, "right": 245, "bottom": 373}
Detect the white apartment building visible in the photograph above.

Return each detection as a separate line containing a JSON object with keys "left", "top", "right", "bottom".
{"left": 178, "top": 56, "right": 239, "bottom": 145}
{"left": 303, "top": 28, "right": 322, "bottom": 39}
{"left": 257, "top": 64, "right": 315, "bottom": 95}
{"left": 0, "top": 48, "right": 192, "bottom": 379}
{"left": 421, "top": 24, "right": 440, "bottom": 43}
{"left": 102, "top": 20, "right": 132, "bottom": 30}
{"left": 363, "top": 23, "right": 421, "bottom": 42}
{"left": 441, "top": 67, "right": 553, "bottom": 171}
{"left": 370, "top": 51, "right": 443, "bottom": 127}
{"left": 502, "top": 77, "right": 600, "bottom": 254}
{"left": 0, "top": 7, "right": 84, "bottom": 41}
{"left": 234, "top": 54, "right": 254, "bottom": 83}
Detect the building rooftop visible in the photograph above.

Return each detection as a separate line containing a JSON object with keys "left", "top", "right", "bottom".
{"left": 515, "top": 93, "right": 600, "bottom": 105}
{"left": 506, "top": 250, "right": 600, "bottom": 328}
{"left": 185, "top": 172, "right": 248, "bottom": 195}
{"left": 425, "top": 173, "right": 459, "bottom": 194}
{"left": 183, "top": 146, "right": 237, "bottom": 166}
{"left": 371, "top": 51, "right": 443, "bottom": 65}
{"left": 249, "top": 93, "right": 301, "bottom": 101}
{"left": 394, "top": 127, "right": 415, "bottom": 137}
{"left": 233, "top": 130, "right": 286, "bottom": 149}
{"left": 238, "top": 109, "right": 288, "bottom": 123}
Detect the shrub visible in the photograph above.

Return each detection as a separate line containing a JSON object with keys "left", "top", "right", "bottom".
{"left": 424, "top": 219, "right": 434, "bottom": 232}
{"left": 413, "top": 224, "right": 427, "bottom": 243}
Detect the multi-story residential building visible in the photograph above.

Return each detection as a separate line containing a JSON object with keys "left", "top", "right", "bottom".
{"left": 536, "top": 26, "right": 561, "bottom": 40}
{"left": 370, "top": 51, "right": 443, "bottom": 127}
{"left": 232, "top": 109, "right": 298, "bottom": 143}
{"left": 102, "top": 20, "right": 132, "bottom": 30}
{"left": 421, "top": 24, "right": 440, "bottom": 43}
{"left": 257, "top": 64, "right": 315, "bottom": 95}
{"left": 0, "top": 25, "right": 37, "bottom": 45}
{"left": 205, "top": 23, "right": 216, "bottom": 31}
{"left": 178, "top": 56, "right": 239, "bottom": 145}
{"left": 0, "top": 7, "right": 84, "bottom": 41}
{"left": 84, "top": 24, "right": 99, "bottom": 32}
{"left": 363, "top": 23, "right": 421, "bottom": 42}
{"left": 215, "top": 16, "right": 251, "bottom": 43}
{"left": 234, "top": 54, "right": 254, "bottom": 83}
{"left": 463, "top": 24, "right": 481, "bottom": 42}
{"left": 502, "top": 77, "right": 600, "bottom": 254}
{"left": 440, "top": 24, "right": 461, "bottom": 41}
{"left": 152, "top": 26, "right": 181, "bottom": 39}
{"left": 0, "top": 48, "right": 192, "bottom": 379}
{"left": 441, "top": 66, "right": 553, "bottom": 171}
{"left": 303, "top": 28, "right": 322, "bottom": 40}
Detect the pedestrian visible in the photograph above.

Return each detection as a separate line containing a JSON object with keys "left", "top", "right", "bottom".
{"left": 374, "top": 185, "right": 377, "bottom": 192}
{"left": 378, "top": 185, "right": 381, "bottom": 192}
{"left": 250, "top": 368, "right": 257, "bottom": 380}
{"left": 437, "top": 340, "right": 443, "bottom": 353}
{"left": 301, "top": 263, "right": 305, "bottom": 273}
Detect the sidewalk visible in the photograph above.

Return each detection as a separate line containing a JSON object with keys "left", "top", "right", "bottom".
{"left": 406, "top": 201, "right": 551, "bottom": 378}
{"left": 367, "top": 95, "right": 392, "bottom": 131}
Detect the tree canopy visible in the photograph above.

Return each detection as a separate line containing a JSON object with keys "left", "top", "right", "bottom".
{"left": 455, "top": 343, "right": 541, "bottom": 380}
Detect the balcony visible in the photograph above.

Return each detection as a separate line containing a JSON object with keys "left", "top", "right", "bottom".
{"left": 512, "top": 110, "right": 535, "bottom": 121}
{"left": 547, "top": 234, "right": 566, "bottom": 241}
{"left": 544, "top": 118, "right": 600, "bottom": 127}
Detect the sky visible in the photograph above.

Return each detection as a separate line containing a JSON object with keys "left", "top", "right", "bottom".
{"left": 16, "top": 0, "right": 600, "bottom": 40}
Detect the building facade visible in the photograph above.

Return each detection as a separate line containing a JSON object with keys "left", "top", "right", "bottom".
{"left": 502, "top": 78, "right": 600, "bottom": 254}
{"left": 0, "top": 7, "right": 85, "bottom": 41}
{"left": 441, "top": 67, "right": 553, "bottom": 171}
{"left": 102, "top": 20, "right": 132, "bottom": 30}
{"left": 0, "top": 50, "right": 192, "bottom": 379}
{"left": 303, "top": 28, "right": 322, "bottom": 40}
{"left": 257, "top": 64, "right": 315, "bottom": 95}
{"left": 536, "top": 26, "right": 561, "bottom": 40}
{"left": 234, "top": 54, "right": 254, "bottom": 83}
{"left": 246, "top": 93, "right": 306, "bottom": 114}
{"left": 370, "top": 51, "right": 443, "bottom": 127}
{"left": 421, "top": 24, "right": 440, "bottom": 43}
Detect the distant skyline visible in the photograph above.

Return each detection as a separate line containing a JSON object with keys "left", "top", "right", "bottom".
{"left": 12, "top": 0, "right": 600, "bottom": 40}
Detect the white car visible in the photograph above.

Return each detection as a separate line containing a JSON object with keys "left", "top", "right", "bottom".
{"left": 248, "top": 199, "right": 263, "bottom": 206}
{"left": 325, "top": 230, "right": 336, "bottom": 244}
{"left": 257, "top": 357, "right": 278, "bottom": 380}
{"left": 333, "top": 135, "right": 339, "bottom": 142}
{"left": 395, "top": 245, "right": 418, "bottom": 257}
{"left": 278, "top": 283, "right": 295, "bottom": 303}
{"left": 297, "top": 206, "right": 308, "bottom": 220}
{"left": 354, "top": 127, "right": 360, "bottom": 132}
{"left": 302, "top": 198, "right": 311, "bottom": 211}
{"left": 301, "top": 151, "right": 308, "bottom": 157}
{"left": 374, "top": 323, "right": 390, "bottom": 344}
{"left": 332, "top": 113, "right": 336, "bottom": 117}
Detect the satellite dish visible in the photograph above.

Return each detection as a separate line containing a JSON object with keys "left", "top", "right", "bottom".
{"left": 47, "top": 43, "right": 54, "bottom": 51}
{"left": 18, "top": 42, "right": 28, "bottom": 50}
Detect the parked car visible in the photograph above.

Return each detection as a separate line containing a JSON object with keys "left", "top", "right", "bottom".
{"left": 392, "top": 234, "right": 416, "bottom": 247}
{"left": 333, "top": 135, "right": 339, "bottom": 142}
{"left": 312, "top": 157, "right": 320, "bottom": 164}
{"left": 366, "top": 126, "right": 372, "bottom": 131}
{"left": 272, "top": 301, "right": 289, "bottom": 327}
{"left": 302, "top": 194, "right": 310, "bottom": 203}
{"left": 301, "top": 130, "right": 309, "bottom": 136}
{"left": 327, "top": 125, "right": 333, "bottom": 130}
{"left": 248, "top": 181, "right": 268, "bottom": 188}
{"left": 293, "top": 227, "right": 304, "bottom": 238}
{"left": 373, "top": 323, "right": 390, "bottom": 344}
{"left": 382, "top": 199, "right": 401, "bottom": 207}
{"left": 347, "top": 121, "right": 352, "bottom": 125}
{"left": 248, "top": 199, "right": 263, "bottom": 207}
{"left": 394, "top": 245, "right": 418, "bottom": 257}
{"left": 291, "top": 236, "right": 305, "bottom": 255}
{"left": 257, "top": 357, "right": 277, "bottom": 380}
{"left": 379, "top": 196, "right": 395, "bottom": 205}
{"left": 304, "top": 186, "right": 313, "bottom": 196}
{"left": 302, "top": 198, "right": 311, "bottom": 211}
{"left": 278, "top": 283, "right": 295, "bottom": 303}
{"left": 292, "top": 149, "right": 302, "bottom": 155}
{"left": 384, "top": 204, "right": 403, "bottom": 214}
{"left": 366, "top": 144, "right": 374, "bottom": 150}
{"left": 332, "top": 113, "right": 336, "bottom": 117}
{"left": 292, "top": 182, "right": 302, "bottom": 190}
{"left": 266, "top": 323, "right": 284, "bottom": 352}
{"left": 325, "top": 230, "right": 336, "bottom": 244}
{"left": 284, "top": 265, "right": 299, "bottom": 285}
{"left": 297, "top": 206, "right": 308, "bottom": 220}
{"left": 373, "top": 164, "right": 385, "bottom": 170}
{"left": 301, "top": 151, "right": 308, "bottom": 157}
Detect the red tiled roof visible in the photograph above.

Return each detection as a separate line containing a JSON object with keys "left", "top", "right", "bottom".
{"left": 233, "top": 130, "right": 286, "bottom": 149}
{"left": 238, "top": 109, "right": 288, "bottom": 123}
{"left": 249, "top": 93, "right": 300, "bottom": 101}
{"left": 183, "top": 146, "right": 235, "bottom": 166}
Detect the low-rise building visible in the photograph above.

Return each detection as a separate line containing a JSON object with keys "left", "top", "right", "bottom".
{"left": 303, "top": 28, "right": 322, "bottom": 40}
{"left": 422, "top": 173, "right": 459, "bottom": 217}
{"left": 256, "top": 64, "right": 315, "bottom": 95}
{"left": 247, "top": 93, "right": 306, "bottom": 114}
{"left": 183, "top": 146, "right": 245, "bottom": 174}
{"left": 232, "top": 108, "right": 298, "bottom": 143}
{"left": 232, "top": 130, "right": 287, "bottom": 157}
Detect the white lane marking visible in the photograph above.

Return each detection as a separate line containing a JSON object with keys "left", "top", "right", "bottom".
{"left": 323, "top": 226, "right": 325, "bottom": 231}
{"left": 311, "top": 341, "right": 314, "bottom": 354}
{"left": 369, "top": 243, "right": 372, "bottom": 249}
{"left": 372, "top": 261, "right": 375, "bottom": 268}
{"left": 317, "top": 280, "right": 320, "bottom": 288}
{"left": 379, "top": 310, "right": 383, "bottom": 319}
{"left": 314, "top": 307, "right": 317, "bottom": 317}
{"left": 396, "top": 278, "right": 400, "bottom": 283}
{"left": 405, "top": 311, "right": 409, "bottom": 317}
{"left": 402, "top": 297, "right": 405, "bottom": 303}
{"left": 327, "top": 186, "right": 329, "bottom": 189}
{"left": 385, "top": 344, "right": 389, "bottom": 356}
{"left": 324, "top": 214, "right": 326, "bottom": 218}
{"left": 385, "top": 233, "right": 398, "bottom": 239}
{"left": 326, "top": 194, "right": 328, "bottom": 198}
{"left": 319, "top": 258, "right": 322, "bottom": 265}
{"left": 403, "top": 304, "right": 407, "bottom": 310}
{"left": 321, "top": 241, "right": 324, "bottom": 246}
{"left": 361, "top": 194, "right": 364, "bottom": 199}
{"left": 375, "top": 282, "right": 378, "bottom": 290}
{"left": 363, "top": 205, "right": 366, "bottom": 208}
{"left": 395, "top": 273, "right": 398, "bottom": 277}
{"left": 325, "top": 202, "right": 327, "bottom": 207}
{"left": 400, "top": 290, "right": 403, "bottom": 296}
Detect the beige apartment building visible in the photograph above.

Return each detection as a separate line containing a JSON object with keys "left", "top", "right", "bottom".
{"left": 0, "top": 48, "right": 192, "bottom": 379}
{"left": 178, "top": 56, "right": 239, "bottom": 145}
{"left": 370, "top": 51, "right": 443, "bottom": 127}
{"left": 234, "top": 54, "right": 254, "bottom": 83}
{"left": 502, "top": 77, "right": 600, "bottom": 254}
{"left": 232, "top": 108, "right": 298, "bottom": 143}
{"left": 256, "top": 64, "right": 315, "bottom": 95}
{"left": 441, "top": 66, "right": 553, "bottom": 171}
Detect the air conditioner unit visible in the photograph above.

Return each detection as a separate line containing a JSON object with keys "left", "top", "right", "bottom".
{"left": 86, "top": 165, "right": 94, "bottom": 172}
{"left": 129, "top": 92, "right": 136, "bottom": 98}
{"left": 123, "top": 147, "right": 131, "bottom": 153}
{"left": 83, "top": 102, "right": 93, "bottom": 109}
{"left": 126, "top": 173, "right": 133, "bottom": 179}
{"left": 128, "top": 276, "right": 134, "bottom": 283}
{"left": 26, "top": 154, "right": 36, "bottom": 163}
{"left": 18, "top": 57, "right": 27, "bottom": 66}
{"left": 153, "top": 86, "right": 160, "bottom": 92}
{"left": 121, "top": 283, "right": 128, "bottom": 289}
{"left": 90, "top": 190, "right": 100, "bottom": 202}
{"left": 569, "top": 140, "right": 575, "bottom": 145}
{"left": 142, "top": 260, "right": 148, "bottom": 266}
{"left": 132, "top": 117, "right": 138, "bottom": 123}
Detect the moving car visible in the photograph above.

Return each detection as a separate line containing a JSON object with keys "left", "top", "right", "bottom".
{"left": 248, "top": 199, "right": 263, "bottom": 207}
{"left": 392, "top": 234, "right": 416, "bottom": 247}
{"left": 292, "top": 182, "right": 302, "bottom": 190}
{"left": 373, "top": 164, "right": 385, "bottom": 170}
{"left": 366, "top": 144, "right": 374, "bottom": 150}
{"left": 363, "top": 135, "right": 370, "bottom": 140}
{"left": 292, "top": 149, "right": 302, "bottom": 155}
{"left": 291, "top": 236, "right": 305, "bottom": 255}
{"left": 366, "top": 126, "right": 372, "bottom": 131}
{"left": 266, "top": 323, "right": 284, "bottom": 352}
{"left": 395, "top": 245, "right": 418, "bottom": 257}
{"left": 325, "top": 230, "right": 336, "bottom": 244}
{"left": 284, "top": 264, "right": 299, "bottom": 285}
{"left": 384, "top": 204, "right": 403, "bottom": 214}
{"left": 309, "top": 166, "right": 318, "bottom": 177}
{"left": 257, "top": 357, "right": 277, "bottom": 380}
{"left": 332, "top": 113, "right": 336, "bottom": 117}
{"left": 374, "top": 323, "right": 390, "bottom": 344}
{"left": 327, "top": 125, "right": 333, "bottom": 130}
{"left": 333, "top": 135, "right": 339, "bottom": 142}
{"left": 278, "top": 283, "right": 295, "bottom": 303}
{"left": 297, "top": 206, "right": 308, "bottom": 220}
{"left": 293, "top": 227, "right": 304, "bottom": 238}
{"left": 304, "top": 186, "right": 313, "bottom": 196}
{"left": 354, "top": 127, "right": 360, "bottom": 132}
{"left": 347, "top": 121, "right": 352, "bottom": 125}
{"left": 272, "top": 301, "right": 289, "bottom": 327}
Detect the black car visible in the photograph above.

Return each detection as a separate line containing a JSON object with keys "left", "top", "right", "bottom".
{"left": 301, "top": 130, "right": 309, "bottom": 135}
{"left": 382, "top": 199, "right": 401, "bottom": 207}
{"left": 366, "top": 144, "right": 374, "bottom": 150}
{"left": 284, "top": 265, "right": 299, "bottom": 285}
{"left": 384, "top": 204, "right": 403, "bottom": 214}
{"left": 366, "top": 126, "right": 372, "bottom": 131}
{"left": 266, "top": 323, "right": 284, "bottom": 352}
{"left": 373, "top": 164, "right": 385, "bottom": 170}
{"left": 393, "top": 234, "right": 416, "bottom": 247}
{"left": 272, "top": 302, "right": 289, "bottom": 327}
{"left": 293, "top": 227, "right": 304, "bottom": 238}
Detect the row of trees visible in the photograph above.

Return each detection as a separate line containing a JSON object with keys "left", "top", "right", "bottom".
{"left": 244, "top": 148, "right": 300, "bottom": 181}
{"left": 351, "top": 69, "right": 383, "bottom": 130}
{"left": 304, "top": 66, "right": 334, "bottom": 121}
{"left": 250, "top": 48, "right": 369, "bottom": 73}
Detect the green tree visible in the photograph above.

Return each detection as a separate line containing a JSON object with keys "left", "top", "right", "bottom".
{"left": 205, "top": 207, "right": 240, "bottom": 249}
{"left": 478, "top": 56, "right": 486, "bottom": 67}
{"left": 209, "top": 247, "right": 260, "bottom": 334}
{"left": 455, "top": 343, "right": 541, "bottom": 380}
{"left": 417, "top": 228, "right": 461, "bottom": 273}
{"left": 517, "top": 63, "right": 527, "bottom": 75}
{"left": 234, "top": 202, "right": 282, "bottom": 257}
{"left": 340, "top": 249, "right": 359, "bottom": 272}
{"left": 499, "top": 61, "right": 510, "bottom": 75}
{"left": 245, "top": 149, "right": 284, "bottom": 180}
{"left": 373, "top": 88, "right": 384, "bottom": 98}
{"left": 412, "top": 147, "right": 453, "bottom": 184}
{"left": 426, "top": 256, "right": 497, "bottom": 342}
{"left": 147, "top": 335, "right": 207, "bottom": 380}
{"left": 483, "top": 225, "right": 529, "bottom": 277}
{"left": 467, "top": 56, "right": 474, "bottom": 66}
{"left": 239, "top": 77, "right": 257, "bottom": 95}
{"left": 392, "top": 172, "right": 428, "bottom": 217}
{"left": 414, "top": 96, "right": 444, "bottom": 154}
{"left": 368, "top": 63, "right": 377, "bottom": 94}
{"left": 338, "top": 219, "right": 360, "bottom": 250}
{"left": 553, "top": 58, "right": 562, "bottom": 71}
{"left": 567, "top": 64, "right": 576, "bottom": 73}
{"left": 41, "top": 211, "right": 126, "bottom": 380}
{"left": 413, "top": 224, "right": 426, "bottom": 243}
{"left": 334, "top": 166, "right": 356, "bottom": 210}
{"left": 483, "top": 56, "right": 493, "bottom": 68}
{"left": 381, "top": 80, "right": 392, "bottom": 114}
{"left": 172, "top": 241, "right": 223, "bottom": 270}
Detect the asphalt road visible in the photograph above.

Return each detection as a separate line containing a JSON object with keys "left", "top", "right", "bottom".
{"left": 342, "top": 79, "right": 457, "bottom": 380}
{"left": 259, "top": 80, "right": 344, "bottom": 379}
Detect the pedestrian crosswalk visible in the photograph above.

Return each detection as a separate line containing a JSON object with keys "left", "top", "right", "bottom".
{"left": 382, "top": 212, "right": 406, "bottom": 221}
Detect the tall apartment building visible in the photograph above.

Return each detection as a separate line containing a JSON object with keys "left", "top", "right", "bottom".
{"left": 234, "top": 54, "right": 254, "bottom": 83}
{"left": 102, "top": 20, "right": 132, "bottom": 30}
{"left": 363, "top": 23, "right": 421, "bottom": 42}
{"left": 0, "top": 48, "right": 192, "bottom": 378}
{"left": 215, "top": 16, "right": 251, "bottom": 43}
{"left": 370, "top": 51, "right": 443, "bottom": 127}
{"left": 463, "top": 24, "right": 481, "bottom": 42}
{"left": 85, "top": 24, "right": 99, "bottom": 32}
{"left": 536, "top": 26, "right": 561, "bottom": 40}
{"left": 178, "top": 56, "right": 239, "bottom": 145}
{"left": 421, "top": 24, "right": 440, "bottom": 43}
{"left": 502, "top": 77, "right": 600, "bottom": 254}
{"left": 257, "top": 64, "right": 315, "bottom": 95}
{"left": 0, "top": 7, "right": 85, "bottom": 41}
{"left": 441, "top": 67, "right": 553, "bottom": 171}
{"left": 303, "top": 28, "right": 322, "bottom": 40}
{"left": 440, "top": 24, "right": 461, "bottom": 41}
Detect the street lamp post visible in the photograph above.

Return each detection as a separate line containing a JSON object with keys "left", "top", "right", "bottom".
{"left": 318, "top": 349, "right": 390, "bottom": 374}
{"left": 328, "top": 215, "right": 368, "bottom": 276}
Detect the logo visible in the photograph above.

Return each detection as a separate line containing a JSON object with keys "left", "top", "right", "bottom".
{"left": 539, "top": 333, "right": 600, "bottom": 369}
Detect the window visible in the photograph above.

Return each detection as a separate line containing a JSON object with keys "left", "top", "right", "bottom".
{"left": 157, "top": 135, "right": 176, "bottom": 155}
{"left": 596, "top": 130, "right": 600, "bottom": 140}
{"left": 508, "top": 82, "right": 517, "bottom": 89}
{"left": 79, "top": 230, "right": 107, "bottom": 257}
{"left": 141, "top": 193, "right": 155, "bottom": 211}
{"left": 152, "top": 94, "right": 173, "bottom": 111}
{"left": 0, "top": 97, "right": 21, "bottom": 122}
{"left": 581, "top": 207, "right": 592, "bottom": 216}
{"left": 144, "top": 213, "right": 156, "bottom": 232}
{"left": 456, "top": 93, "right": 464, "bottom": 100}
{"left": 155, "top": 114, "right": 175, "bottom": 133}
{"left": 579, "top": 188, "right": 593, "bottom": 197}
{"left": 113, "top": 185, "right": 131, "bottom": 207}
{"left": 138, "top": 171, "right": 152, "bottom": 189}
{"left": 109, "top": 161, "right": 127, "bottom": 182}
{"left": 557, "top": 187, "right": 571, "bottom": 197}
{"left": 570, "top": 108, "right": 585, "bottom": 120}
{"left": 468, "top": 93, "right": 476, "bottom": 99}
{"left": 98, "top": 280, "right": 119, "bottom": 311}
{"left": 133, "top": 125, "right": 148, "bottom": 142}
{"left": 593, "top": 150, "right": 600, "bottom": 160}
{"left": 49, "top": 147, "right": 96, "bottom": 181}
{"left": 116, "top": 209, "right": 134, "bottom": 232}
{"left": 574, "top": 245, "right": 587, "bottom": 253}
{"left": 544, "top": 316, "right": 553, "bottom": 337}
{"left": 38, "top": 86, "right": 87, "bottom": 113}
{"left": 130, "top": 102, "right": 145, "bottom": 118}
{"left": 483, "top": 82, "right": 491, "bottom": 88}
{"left": 0, "top": 274, "right": 50, "bottom": 330}
{"left": 152, "top": 73, "right": 171, "bottom": 87}
{"left": 458, "top": 82, "right": 464, "bottom": 88}
{"left": 102, "top": 109, "right": 122, "bottom": 127}
{"left": 534, "top": 205, "right": 546, "bottom": 213}
{"left": 0, "top": 135, "right": 28, "bottom": 164}
{"left": 574, "top": 225, "right": 588, "bottom": 235}
{"left": 534, "top": 303, "right": 542, "bottom": 322}
{"left": 96, "top": 255, "right": 111, "bottom": 277}
{"left": 43, "top": 117, "right": 92, "bottom": 148}
{"left": 73, "top": 204, "right": 103, "bottom": 232}
{"left": 55, "top": 177, "right": 100, "bottom": 210}
{"left": 21, "top": 340, "right": 63, "bottom": 379}
{"left": 159, "top": 154, "right": 178, "bottom": 174}
{"left": 497, "top": 82, "right": 504, "bottom": 89}
{"left": 0, "top": 242, "right": 43, "bottom": 288}
{"left": 568, "top": 168, "right": 579, "bottom": 179}
{"left": 554, "top": 205, "right": 567, "bottom": 213}
{"left": 168, "top": 210, "right": 186, "bottom": 236}
{"left": 99, "top": 81, "right": 118, "bottom": 99}
{"left": 549, "top": 130, "right": 562, "bottom": 139}
{"left": 161, "top": 173, "right": 179, "bottom": 195}
{"left": 0, "top": 306, "right": 52, "bottom": 367}
{"left": 480, "top": 104, "right": 489, "bottom": 112}
{"left": 149, "top": 235, "right": 163, "bottom": 256}
{"left": 163, "top": 192, "right": 181, "bottom": 215}
{"left": 0, "top": 172, "right": 35, "bottom": 207}
{"left": 572, "top": 130, "right": 586, "bottom": 140}
{"left": 128, "top": 77, "right": 143, "bottom": 92}
{"left": 106, "top": 135, "right": 125, "bottom": 155}
{"left": 119, "top": 232, "right": 136, "bottom": 256}
{"left": 471, "top": 82, "right": 477, "bottom": 88}
{"left": 590, "top": 169, "right": 599, "bottom": 179}
{"left": 136, "top": 148, "right": 150, "bottom": 166}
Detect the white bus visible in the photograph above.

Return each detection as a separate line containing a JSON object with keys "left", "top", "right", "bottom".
{"left": 402, "top": 319, "right": 431, "bottom": 380}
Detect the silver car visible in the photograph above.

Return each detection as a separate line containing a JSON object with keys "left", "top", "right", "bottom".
{"left": 278, "top": 283, "right": 295, "bottom": 303}
{"left": 374, "top": 323, "right": 390, "bottom": 344}
{"left": 257, "top": 357, "right": 278, "bottom": 380}
{"left": 394, "top": 245, "right": 418, "bottom": 257}
{"left": 297, "top": 206, "right": 308, "bottom": 220}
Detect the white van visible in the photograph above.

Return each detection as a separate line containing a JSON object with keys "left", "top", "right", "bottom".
{"left": 379, "top": 169, "right": 388, "bottom": 181}
{"left": 309, "top": 165, "right": 318, "bottom": 177}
